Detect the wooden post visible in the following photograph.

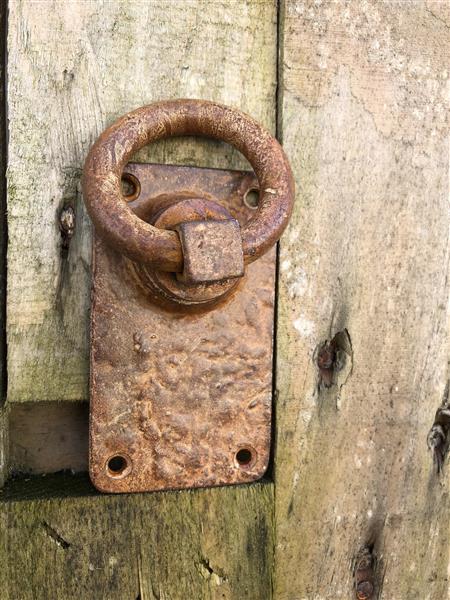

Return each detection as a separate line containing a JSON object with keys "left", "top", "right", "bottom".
{"left": 1, "top": 2, "right": 277, "bottom": 598}
{"left": 275, "top": 1, "right": 450, "bottom": 597}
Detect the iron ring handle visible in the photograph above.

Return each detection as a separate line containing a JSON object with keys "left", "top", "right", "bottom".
{"left": 82, "top": 99, "right": 295, "bottom": 272}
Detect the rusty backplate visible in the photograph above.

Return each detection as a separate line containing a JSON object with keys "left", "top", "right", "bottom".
{"left": 89, "top": 163, "right": 275, "bottom": 493}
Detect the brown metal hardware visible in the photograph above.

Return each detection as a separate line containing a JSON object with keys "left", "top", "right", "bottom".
{"left": 354, "top": 547, "right": 375, "bottom": 600}
{"left": 82, "top": 99, "right": 294, "bottom": 273}
{"left": 134, "top": 196, "right": 243, "bottom": 310}
{"left": 317, "top": 341, "right": 336, "bottom": 388}
{"left": 88, "top": 162, "right": 276, "bottom": 493}
{"left": 175, "top": 218, "right": 244, "bottom": 284}
{"left": 59, "top": 205, "right": 75, "bottom": 250}
{"left": 83, "top": 100, "right": 295, "bottom": 493}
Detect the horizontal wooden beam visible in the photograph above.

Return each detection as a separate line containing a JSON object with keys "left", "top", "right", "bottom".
{"left": 1, "top": 474, "right": 274, "bottom": 599}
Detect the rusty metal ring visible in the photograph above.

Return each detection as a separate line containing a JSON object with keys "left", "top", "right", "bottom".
{"left": 82, "top": 99, "right": 295, "bottom": 272}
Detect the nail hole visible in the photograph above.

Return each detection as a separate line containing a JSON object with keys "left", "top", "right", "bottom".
{"left": 243, "top": 188, "right": 259, "bottom": 209}
{"left": 121, "top": 173, "right": 141, "bottom": 202}
{"left": 235, "top": 448, "right": 253, "bottom": 467}
{"left": 106, "top": 454, "right": 131, "bottom": 478}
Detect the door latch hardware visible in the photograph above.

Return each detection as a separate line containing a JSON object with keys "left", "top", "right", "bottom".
{"left": 83, "top": 100, "right": 294, "bottom": 493}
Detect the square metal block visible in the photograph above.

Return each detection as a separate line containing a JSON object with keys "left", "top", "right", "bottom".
{"left": 175, "top": 218, "right": 244, "bottom": 283}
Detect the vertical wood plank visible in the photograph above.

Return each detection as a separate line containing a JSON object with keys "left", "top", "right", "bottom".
{"left": 275, "top": 1, "right": 450, "bottom": 597}
{"left": 3, "top": 2, "right": 277, "bottom": 599}
{"left": 0, "top": 0, "right": 7, "bottom": 486}
{"left": 7, "top": 0, "right": 277, "bottom": 402}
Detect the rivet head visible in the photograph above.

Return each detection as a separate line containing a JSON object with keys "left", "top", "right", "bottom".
{"left": 356, "top": 580, "right": 374, "bottom": 600}
{"left": 59, "top": 205, "right": 75, "bottom": 249}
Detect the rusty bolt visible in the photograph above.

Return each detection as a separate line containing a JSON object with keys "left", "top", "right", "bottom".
{"left": 59, "top": 205, "right": 75, "bottom": 249}
{"left": 317, "top": 341, "right": 336, "bottom": 387}
{"left": 317, "top": 343, "right": 336, "bottom": 370}
{"left": 354, "top": 546, "right": 375, "bottom": 600}
{"left": 356, "top": 580, "right": 374, "bottom": 600}
{"left": 175, "top": 218, "right": 244, "bottom": 284}
{"left": 427, "top": 404, "right": 450, "bottom": 473}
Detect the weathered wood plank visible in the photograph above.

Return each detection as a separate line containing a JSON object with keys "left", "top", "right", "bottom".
{"left": 0, "top": 476, "right": 273, "bottom": 600}
{"left": 4, "top": 3, "right": 277, "bottom": 599}
{"left": 0, "top": 0, "right": 7, "bottom": 487}
{"left": 275, "top": 1, "right": 450, "bottom": 598}
{"left": 7, "top": 0, "right": 277, "bottom": 402}
{"left": 0, "top": 409, "right": 7, "bottom": 488}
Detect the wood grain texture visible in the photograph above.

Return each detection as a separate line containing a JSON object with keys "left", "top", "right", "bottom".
{"left": 0, "top": 477, "right": 273, "bottom": 600}
{"left": 9, "top": 403, "right": 88, "bottom": 475}
{"left": 4, "top": 3, "right": 277, "bottom": 599}
{"left": 275, "top": 1, "right": 450, "bottom": 598}
{"left": 0, "top": 409, "right": 6, "bottom": 488}
{"left": 7, "top": 0, "right": 277, "bottom": 402}
{"left": 0, "top": 0, "right": 7, "bottom": 487}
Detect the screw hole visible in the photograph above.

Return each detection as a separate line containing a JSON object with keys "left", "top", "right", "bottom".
{"left": 121, "top": 173, "right": 141, "bottom": 202}
{"left": 235, "top": 448, "right": 253, "bottom": 467}
{"left": 106, "top": 454, "right": 130, "bottom": 478}
{"left": 243, "top": 188, "right": 259, "bottom": 209}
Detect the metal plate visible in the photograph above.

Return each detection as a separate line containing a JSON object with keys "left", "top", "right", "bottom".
{"left": 89, "top": 163, "right": 275, "bottom": 493}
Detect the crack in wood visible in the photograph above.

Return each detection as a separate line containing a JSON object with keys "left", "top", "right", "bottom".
{"left": 41, "top": 520, "right": 71, "bottom": 550}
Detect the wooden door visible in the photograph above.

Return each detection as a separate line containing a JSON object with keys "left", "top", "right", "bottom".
{"left": 1, "top": 2, "right": 449, "bottom": 599}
